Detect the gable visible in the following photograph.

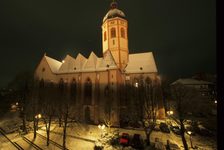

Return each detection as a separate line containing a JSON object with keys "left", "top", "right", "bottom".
{"left": 58, "top": 55, "right": 76, "bottom": 73}
{"left": 75, "top": 53, "right": 87, "bottom": 71}
{"left": 45, "top": 56, "right": 62, "bottom": 73}
{"left": 34, "top": 55, "right": 57, "bottom": 81}
{"left": 83, "top": 52, "right": 98, "bottom": 71}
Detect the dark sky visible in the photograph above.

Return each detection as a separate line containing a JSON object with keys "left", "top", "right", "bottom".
{"left": 0, "top": 0, "right": 216, "bottom": 87}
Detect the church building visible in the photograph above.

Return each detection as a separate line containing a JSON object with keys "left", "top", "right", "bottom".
{"left": 34, "top": 1, "right": 165, "bottom": 126}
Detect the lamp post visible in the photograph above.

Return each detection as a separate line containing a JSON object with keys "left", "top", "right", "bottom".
{"left": 35, "top": 114, "right": 42, "bottom": 131}
{"left": 98, "top": 124, "right": 105, "bottom": 138}
{"left": 135, "top": 82, "right": 139, "bottom": 88}
{"left": 187, "top": 131, "right": 193, "bottom": 148}
{"left": 167, "top": 110, "right": 173, "bottom": 116}
{"left": 166, "top": 111, "right": 173, "bottom": 125}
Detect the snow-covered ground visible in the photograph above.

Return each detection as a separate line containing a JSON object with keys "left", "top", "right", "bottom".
{"left": 0, "top": 111, "right": 217, "bottom": 150}
{"left": 35, "top": 122, "right": 216, "bottom": 150}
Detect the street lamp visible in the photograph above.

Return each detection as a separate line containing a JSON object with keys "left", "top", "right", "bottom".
{"left": 166, "top": 111, "right": 174, "bottom": 125}
{"left": 135, "top": 82, "right": 139, "bottom": 88}
{"left": 187, "top": 131, "right": 193, "bottom": 148}
{"left": 98, "top": 124, "right": 105, "bottom": 138}
{"left": 167, "top": 111, "right": 174, "bottom": 116}
{"left": 214, "top": 100, "right": 217, "bottom": 104}
{"left": 37, "top": 114, "right": 42, "bottom": 119}
{"left": 35, "top": 114, "right": 42, "bottom": 131}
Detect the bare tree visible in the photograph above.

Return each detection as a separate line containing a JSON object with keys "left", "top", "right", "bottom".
{"left": 57, "top": 79, "right": 74, "bottom": 150}
{"left": 8, "top": 71, "right": 33, "bottom": 134}
{"left": 123, "top": 76, "right": 161, "bottom": 146}
{"left": 39, "top": 81, "right": 56, "bottom": 146}
{"left": 26, "top": 79, "right": 39, "bottom": 139}
{"left": 142, "top": 77, "right": 161, "bottom": 146}
{"left": 103, "top": 85, "right": 113, "bottom": 132}
{"left": 170, "top": 83, "right": 197, "bottom": 150}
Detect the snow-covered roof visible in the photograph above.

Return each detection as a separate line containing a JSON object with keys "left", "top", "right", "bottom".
{"left": 125, "top": 52, "right": 158, "bottom": 74}
{"left": 171, "top": 78, "right": 213, "bottom": 85}
{"left": 103, "top": 8, "right": 126, "bottom": 22}
{"left": 47, "top": 51, "right": 118, "bottom": 74}
{"left": 44, "top": 51, "right": 157, "bottom": 74}
{"left": 45, "top": 56, "right": 62, "bottom": 73}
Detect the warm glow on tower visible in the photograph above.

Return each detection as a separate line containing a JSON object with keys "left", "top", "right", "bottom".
{"left": 102, "top": 1, "right": 129, "bottom": 69}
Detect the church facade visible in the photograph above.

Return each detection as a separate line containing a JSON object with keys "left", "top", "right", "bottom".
{"left": 34, "top": 2, "right": 165, "bottom": 126}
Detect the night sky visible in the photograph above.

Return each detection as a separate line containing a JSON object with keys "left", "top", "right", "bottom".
{"left": 0, "top": 0, "right": 216, "bottom": 88}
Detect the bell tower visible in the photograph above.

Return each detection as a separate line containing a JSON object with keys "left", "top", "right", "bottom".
{"left": 102, "top": 1, "right": 129, "bottom": 70}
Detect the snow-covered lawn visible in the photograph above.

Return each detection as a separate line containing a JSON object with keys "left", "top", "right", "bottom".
{"left": 0, "top": 111, "right": 217, "bottom": 150}
{"left": 35, "top": 122, "right": 216, "bottom": 150}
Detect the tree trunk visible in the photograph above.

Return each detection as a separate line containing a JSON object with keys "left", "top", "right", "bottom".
{"left": 180, "top": 120, "right": 188, "bottom": 150}
{"left": 46, "top": 129, "right": 50, "bottom": 146}
{"left": 36, "top": 119, "right": 39, "bottom": 131}
{"left": 46, "top": 116, "right": 52, "bottom": 146}
{"left": 145, "top": 129, "right": 151, "bottom": 146}
{"left": 22, "top": 112, "right": 27, "bottom": 134}
{"left": 59, "top": 117, "right": 62, "bottom": 127}
{"left": 146, "top": 133, "right": 150, "bottom": 146}
{"left": 63, "top": 112, "right": 68, "bottom": 150}
{"left": 108, "top": 125, "right": 111, "bottom": 133}
{"left": 33, "top": 117, "right": 36, "bottom": 139}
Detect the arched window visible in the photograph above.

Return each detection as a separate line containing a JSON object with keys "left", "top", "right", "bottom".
{"left": 133, "top": 78, "right": 139, "bottom": 88}
{"left": 111, "top": 28, "right": 116, "bottom": 38}
{"left": 104, "top": 85, "right": 109, "bottom": 96}
{"left": 59, "top": 78, "right": 65, "bottom": 93}
{"left": 70, "top": 79, "right": 77, "bottom": 101}
{"left": 84, "top": 106, "right": 91, "bottom": 123}
{"left": 145, "top": 77, "right": 152, "bottom": 87}
{"left": 121, "top": 28, "right": 125, "bottom": 38}
{"left": 104, "top": 31, "right": 107, "bottom": 41}
{"left": 39, "top": 79, "right": 45, "bottom": 88}
{"left": 95, "top": 81, "right": 100, "bottom": 104}
{"left": 84, "top": 78, "right": 92, "bottom": 105}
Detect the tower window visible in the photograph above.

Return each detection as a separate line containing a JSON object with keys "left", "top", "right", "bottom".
{"left": 111, "top": 28, "right": 116, "bottom": 38}
{"left": 104, "top": 31, "right": 107, "bottom": 41}
{"left": 113, "top": 40, "right": 115, "bottom": 45}
{"left": 121, "top": 28, "right": 125, "bottom": 38}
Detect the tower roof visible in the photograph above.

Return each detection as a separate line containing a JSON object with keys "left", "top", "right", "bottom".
{"left": 103, "top": 1, "right": 126, "bottom": 22}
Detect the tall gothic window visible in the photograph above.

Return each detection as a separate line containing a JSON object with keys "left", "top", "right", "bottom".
{"left": 111, "top": 28, "right": 116, "bottom": 38}
{"left": 145, "top": 77, "right": 152, "bottom": 86}
{"left": 121, "top": 28, "right": 125, "bottom": 38}
{"left": 59, "top": 78, "right": 65, "bottom": 93}
{"left": 95, "top": 81, "right": 100, "bottom": 105}
{"left": 104, "top": 85, "right": 109, "bottom": 96}
{"left": 84, "top": 78, "right": 92, "bottom": 105}
{"left": 39, "top": 79, "right": 45, "bottom": 88}
{"left": 104, "top": 31, "right": 107, "bottom": 41}
{"left": 38, "top": 79, "right": 45, "bottom": 102}
{"left": 70, "top": 79, "right": 77, "bottom": 102}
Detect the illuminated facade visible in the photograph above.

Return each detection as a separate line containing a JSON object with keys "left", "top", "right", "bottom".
{"left": 34, "top": 2, "right": 165, "bottom": 126}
